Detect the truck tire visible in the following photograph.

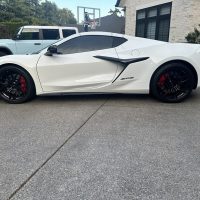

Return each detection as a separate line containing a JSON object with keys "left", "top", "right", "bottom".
{"left": 0, "top": 51, "right": 8, "bottom": 57}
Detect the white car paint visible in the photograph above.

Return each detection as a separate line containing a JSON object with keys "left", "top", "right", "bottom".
{"left": 0, "top": 32, "right": 199, "bottom": 96}
{"left": 37, "top": 49, "right": 119, "bottom": 92}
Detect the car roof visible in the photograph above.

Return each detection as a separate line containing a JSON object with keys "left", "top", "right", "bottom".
{"left": 23, "top": 25, "right": 78, "bottom": 30}
{"left": 79, "top": 31, "right": 126, "bottom": 38}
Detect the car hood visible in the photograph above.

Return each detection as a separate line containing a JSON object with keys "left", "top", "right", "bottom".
{"left": 0, "top": 39, "right": 15, "bottom": 45}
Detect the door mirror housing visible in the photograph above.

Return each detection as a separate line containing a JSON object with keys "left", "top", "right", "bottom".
{"left": 12, "top": 34, "right": 20, "bottom": 40}
{"left": 45, "top": 45, "right": 58, "bottom": 56}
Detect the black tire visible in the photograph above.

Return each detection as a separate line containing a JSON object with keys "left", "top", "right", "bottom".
{"left": 150, "top": 63, "right": 194, "bottom": 103}
{"left": 0, "top": 51, "right": 8, "bottom": 57}
{"left": 0, "top": 65, "right": 35, "bottom": 104}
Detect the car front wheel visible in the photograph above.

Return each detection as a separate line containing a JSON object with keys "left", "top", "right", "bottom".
{"left": 0, "top": 65, "right": 35, "bottom": 104}
{"left": 0, "top": 51, "right": 8, "bottom": 57}
{"left": 150, "top": 63, "right": 194, "bottom": 103}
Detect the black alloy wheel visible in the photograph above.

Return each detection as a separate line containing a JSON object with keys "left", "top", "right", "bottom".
{"left": 151, "top": 63, "right": 194, "bottom": 103}
{"left": 0, "top": 65, "right": 35, "bottom": 103}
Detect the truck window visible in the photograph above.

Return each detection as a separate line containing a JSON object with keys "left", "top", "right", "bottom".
{"left": 20, "top": 28, "right": 40, "bottom": 40}
{"left": 42, "top": 29, "right": 60, "bottom": 40}
{"left": 62, "top": 29, "right": 76, "bottom": 38}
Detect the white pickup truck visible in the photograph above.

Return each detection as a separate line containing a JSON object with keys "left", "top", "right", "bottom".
{"left": 0, "top": 25, "right": 78, "bottom": 56}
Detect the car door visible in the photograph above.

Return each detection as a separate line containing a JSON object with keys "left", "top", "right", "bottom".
{"left": 37, "top": 35, "right": 119, "bottom": 92}
{"left": 15, "top": 27, "right": 43, "bottom": 54}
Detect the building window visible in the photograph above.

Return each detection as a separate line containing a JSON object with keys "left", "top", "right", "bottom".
{"left": 136, "top": 2, "right": 172, "bottom": 41}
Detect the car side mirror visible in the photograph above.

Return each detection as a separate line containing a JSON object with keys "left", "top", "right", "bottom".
{"left": 12, "top": 34, "right": 20, "bottom": 40}
{"left": 45, "top": 45, "right": 58, "bottom": 56}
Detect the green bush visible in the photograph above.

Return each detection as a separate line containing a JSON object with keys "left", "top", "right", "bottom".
{"left": 185, "top": 25, "right": 200, "bottom": 44}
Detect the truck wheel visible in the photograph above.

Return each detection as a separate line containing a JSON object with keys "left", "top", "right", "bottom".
{"left": 0, "top": 51, "right": 8, "bottom": 57}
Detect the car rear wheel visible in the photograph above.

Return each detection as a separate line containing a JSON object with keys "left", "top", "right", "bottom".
{"left": 0, "top": 65, "right": 35, "bottom": 104}
{"left": 150, "top": 63, "right": 194, "bottom": 103}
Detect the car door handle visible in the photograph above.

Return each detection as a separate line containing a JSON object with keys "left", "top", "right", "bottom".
{"left": 34, "top": 43, "right": 41, "bottom": 45}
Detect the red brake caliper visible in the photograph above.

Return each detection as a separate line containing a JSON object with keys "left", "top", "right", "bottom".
{"left": 19, "top": 76, "right": 27, "bottom": 94}
{"left": 158, "top": 74, "right": 167, "bottom": 87}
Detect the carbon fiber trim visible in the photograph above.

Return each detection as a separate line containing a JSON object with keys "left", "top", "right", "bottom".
{"left": 94, "top": 56, "right": 149, "bottom": 83}
{"left": 94, "top": 56, "right": 149, "bottom": 65}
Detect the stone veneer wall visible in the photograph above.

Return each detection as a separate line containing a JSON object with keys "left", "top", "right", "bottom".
{"left": 122, "top": 0, "right": 200, "bottom": 42}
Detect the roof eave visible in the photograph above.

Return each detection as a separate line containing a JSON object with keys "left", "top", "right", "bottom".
{"left": 115, "top": 0, "right": 121, "bottom": 7}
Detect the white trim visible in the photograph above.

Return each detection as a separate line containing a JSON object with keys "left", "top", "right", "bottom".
{"left": 136, "top": 0, "right": 173, "bottom": 10}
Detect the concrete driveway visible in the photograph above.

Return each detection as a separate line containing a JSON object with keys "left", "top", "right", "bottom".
{"left": 1, "top": 91, "right": 200, "bottom": 200}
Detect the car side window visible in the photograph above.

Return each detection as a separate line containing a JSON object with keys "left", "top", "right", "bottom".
{"left": 58, "top": 35, "right": 114, "bottom": 54}
{"left": 19, "top": 28, "right": 40, "bottom": 40}
{"left": 113, "top": 37, "right": 127, "bottom": 47}
{"left": 42, "top": 29, "right": 60, "bottom": 40}
{"left": 62, "top": 29, "right": 76, "bottom": 38}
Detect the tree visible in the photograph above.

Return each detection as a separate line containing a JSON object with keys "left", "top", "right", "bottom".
{"left": 108, "top": 8, "right": 121, "bottom": 16}
{"left": 185, "top": 25, "right": 200, "bottom": 44}
{"left": 0, "top": 0, "right": 77, "bottom": 38}
{"left": 58, "top": 8, "right": 76, "bottom": 25}
{"left": 0, "top": 0, "right": 77, "bottom": 25}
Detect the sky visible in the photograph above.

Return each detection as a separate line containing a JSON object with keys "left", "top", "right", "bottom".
{"left": 50, "top": 0, "right": 118, "bottom": 19}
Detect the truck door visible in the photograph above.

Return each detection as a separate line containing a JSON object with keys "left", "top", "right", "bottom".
{"left": 15, "top": 27, "right": 43, "bottom": 54}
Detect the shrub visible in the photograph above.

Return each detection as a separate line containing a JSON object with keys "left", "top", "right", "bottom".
{"left": 0, "top": 22, "right": 25, "bottom": 39}
{"left": 185, "top": 25, "right": 200, "bottom": 44}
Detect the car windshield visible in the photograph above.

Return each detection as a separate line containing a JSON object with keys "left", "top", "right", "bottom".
{"left": 32, "top": 38, "right": 63, "bottom": 54}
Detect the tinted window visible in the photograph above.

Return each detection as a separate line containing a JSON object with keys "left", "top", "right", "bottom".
{"left": 58, "top": 35, "right": 113, "bottom": 54}
{"left": 43, "top": 29, "right": 60, "bottom": 40}
{"left": 20, "top": 28, "right": 39, "bottom": 40}
{"left": 62, "top": 29, "right": 76, "bottom": 38}
{"left": 113, "top": 37, "right": 127, "bottom": 47}
{"left": 136, "top": 22, "right": 145, "bottom": 37}
{"left": 158, "top": 18, "right": 170, "bottom": 41}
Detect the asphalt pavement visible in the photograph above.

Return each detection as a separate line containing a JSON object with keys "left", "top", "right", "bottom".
{"left": 1, "top": 91, "right": 200, "bottom": 200}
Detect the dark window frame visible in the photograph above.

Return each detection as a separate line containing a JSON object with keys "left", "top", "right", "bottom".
{"left": 135, "top": 2, "right": 172, "bottom": 41}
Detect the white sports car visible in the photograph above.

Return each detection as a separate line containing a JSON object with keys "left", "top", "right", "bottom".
{"left": 0, "top": 32, "right": 199, "bottom": 104}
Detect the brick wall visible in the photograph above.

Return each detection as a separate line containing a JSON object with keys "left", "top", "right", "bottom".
{"left": 169, "top": 0, "right": 200, "bottom": 42}
{"left": 121, "top": 0, "right": 200, "bottom": 42}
